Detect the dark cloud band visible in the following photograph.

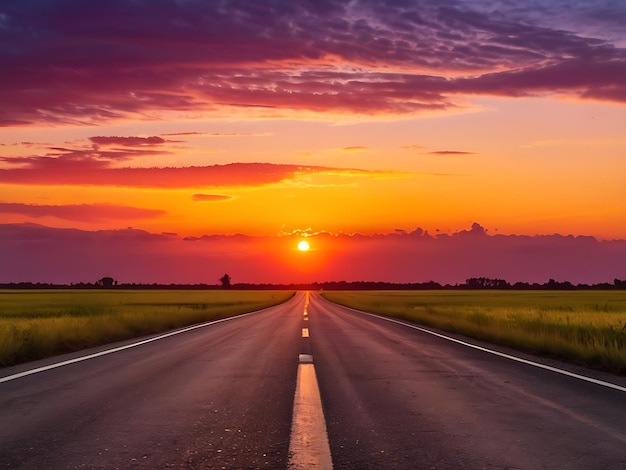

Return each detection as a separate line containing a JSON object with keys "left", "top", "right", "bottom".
{"left": 1, "top": 0, "right": 624, "bottom": 125}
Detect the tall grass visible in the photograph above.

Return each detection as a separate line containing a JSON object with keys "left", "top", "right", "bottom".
{"left": 322, "top": 291, "right": 626, "bottom": 373}
{"left": 0, "top": 290, "right": 293, "bottom": 367}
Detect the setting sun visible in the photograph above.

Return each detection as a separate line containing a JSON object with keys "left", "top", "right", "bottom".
{"left": 297, "top": 240, "right": 310, "bottom": 252}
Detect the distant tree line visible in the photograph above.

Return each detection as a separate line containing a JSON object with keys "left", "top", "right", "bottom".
{"left": 459, "top": 277, "right": 626, "bottom": 290}
{"left": 463, "top": 277, "right": 510, "bottom": 289}
{"left": 3, "top": 277, "right": 626, "bottom": 290}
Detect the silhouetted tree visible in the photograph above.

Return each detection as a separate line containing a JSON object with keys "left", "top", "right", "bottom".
{"left": 219, "top": 274, "right": 232, "bottom": 289}
{"left": 98, "top": 277, "right": 116, "bottom": 287}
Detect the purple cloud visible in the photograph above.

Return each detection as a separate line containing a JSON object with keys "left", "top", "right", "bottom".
{"left": 89, "top": 136, "right": 168, "bottom": 147}
{"left": 0, "top": 147, "right": 384, "bottom": 188}
{"left": 428, "top": 150, "right": 476, "bottom": 155}
{"left": 0, "top": 203, "right": 165, "bottom": 222}
{"left": 1, "top": 0, "right": 624, "bottom": 125}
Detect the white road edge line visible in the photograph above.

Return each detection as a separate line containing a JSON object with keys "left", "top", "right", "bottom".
{"left": 332, "top": 301, "right": 626, "bottom": 394}
{"left": 288, "top": 354, "right": 333, "bottom": 469}
{"left": 0, "top": 305, "right": 278, "bottom": 384}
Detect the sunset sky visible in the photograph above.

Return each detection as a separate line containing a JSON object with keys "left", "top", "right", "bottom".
{"left": 1, "top": 0, "right": 625, "bottom": 285}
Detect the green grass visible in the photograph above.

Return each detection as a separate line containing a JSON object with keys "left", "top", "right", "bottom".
{"left": 0, "top": 290, "right": 294, "bottom": 367}
{"left": 321, "top": 290, "right": 626, "bottom": 374}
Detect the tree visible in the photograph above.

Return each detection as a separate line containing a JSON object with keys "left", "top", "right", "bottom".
{"left": 98, "top": 277, "right": 116, "bottom": 287}
{"left": 219, "top": 274, "right": 232, "bottom": 289}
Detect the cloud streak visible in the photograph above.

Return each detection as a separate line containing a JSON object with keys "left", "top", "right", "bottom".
{"left": 192, "top": 194, "right": 232, "bottom": 202}
{"left": 0, "top": 145, "right": 391, "bottom": 188}
{"left": 0, "top": 203, "right": 165, "bottom": 222}
{"left": 428, "top": 150, "right": 476, "bottom": 155}
{"left": 1, "top": 0, "right": 624, "bottom": 125}
{"left": 342, "top": 146, "right": 369, "bottom": 152}
{"left": 89, "top": 136, "right": 169, "bottom": 147}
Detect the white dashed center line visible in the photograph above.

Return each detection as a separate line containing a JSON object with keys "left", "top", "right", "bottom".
{"left": 288, "top": 354, "right": 333, "bottom": 469}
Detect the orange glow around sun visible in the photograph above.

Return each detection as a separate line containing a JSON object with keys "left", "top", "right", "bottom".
{"left": 297, "top": 240, "right": 310, "bottom": 251}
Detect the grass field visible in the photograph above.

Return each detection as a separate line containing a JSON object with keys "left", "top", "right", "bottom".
{"left": 0, "top": 290, "right": 293, "bottom": 368}
{"left": 321, "top": 290, "right": 626, "bottom": 374}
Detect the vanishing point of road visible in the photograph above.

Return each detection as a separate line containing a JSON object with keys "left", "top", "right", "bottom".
{"left": 1, "top": 292, "right": 625, "bottom": 469}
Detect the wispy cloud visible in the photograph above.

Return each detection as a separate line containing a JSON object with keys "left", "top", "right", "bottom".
{"left": 160, "top": 132, "right": 272, "bottom": 137}
{"left": 192, "top": 194, "right": 232, "bottom": 202}
{"left": 89, "top": 136, "right": 170, "bottom": 147}
{"left": 160, "top": 132, "right": 206, "bottom": 137}
{"left": 0, "top": 203, "right": 165, "bottom": 222}
{"left": 428, "top": 150, "right": 476, "bottom": 155}
{"left": 0, "top": 145, "right": 391, "bottom": 188}
{"left": 1, "top": 0, "right": 624, "bottom": 125}
{"left": 342, "top": 146, "right": 370, "bottom": 152}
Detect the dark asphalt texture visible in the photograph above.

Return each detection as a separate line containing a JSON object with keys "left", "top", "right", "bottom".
{"left": 308, "top": 293, "right": 626, "bottom": 469}
{"left": 0, "top": 293, "right": 304, "bottom": 469}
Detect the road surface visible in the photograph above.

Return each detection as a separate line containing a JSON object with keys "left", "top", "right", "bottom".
{"left": 0, "top": 293, "right": 304, "bottom": 469}
{"left": 1, "top": 291, "right": 626, "bottom": 469}
{"left": 308, "top": 293, "right": 626, "bottom": 469}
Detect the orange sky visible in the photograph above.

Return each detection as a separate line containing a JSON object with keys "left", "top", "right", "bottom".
{"left": 2, "top": 96, "right": 625, "bottom": 239}
{"left": 1, "top": 1, "right": 625, "bottom": 284}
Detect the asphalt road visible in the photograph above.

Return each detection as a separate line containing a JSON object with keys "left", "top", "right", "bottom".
{"left": 308, "top": 293, "right": 626, "bottom": 469}
{"left": 1, "top": 291, "right": 626, "bottom": 469}
{"left": 0, "top": 293, "right": 305, "bottom": 469}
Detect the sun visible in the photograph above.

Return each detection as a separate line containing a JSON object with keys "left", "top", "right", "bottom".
{"left": 297, "top": 240, "right": 310, "bottom": 252}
